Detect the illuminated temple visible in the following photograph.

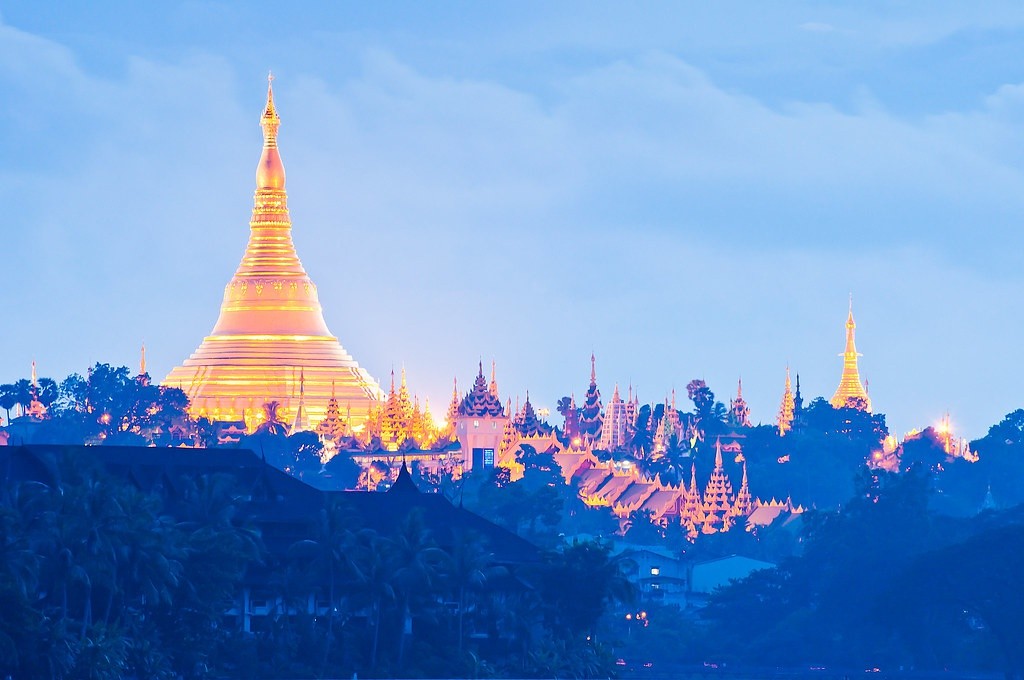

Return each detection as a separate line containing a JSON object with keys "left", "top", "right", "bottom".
{"left": 830, "top": 300, "right": 871, "bottom": 411}
{"left": 164, "top": 77, "right": 383, "bottom": 430}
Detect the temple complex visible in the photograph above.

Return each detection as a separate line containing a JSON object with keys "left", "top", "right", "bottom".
{"left": 830, "top": 299, "right": 872, "bottom": 411}
{"left": 163, "top": 77, "right": 383, "bottom": 430}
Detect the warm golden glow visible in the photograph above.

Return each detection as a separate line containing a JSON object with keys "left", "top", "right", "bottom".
{"left": 163, "top": 78, "right": 383, "bottom": 430}
{"left": 830, "top": 300, "right": 872, "bottom": 411}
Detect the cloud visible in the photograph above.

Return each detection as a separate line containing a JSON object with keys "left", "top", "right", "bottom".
{"left": 2, "top": 14, "right": 1024, "bottom": 438}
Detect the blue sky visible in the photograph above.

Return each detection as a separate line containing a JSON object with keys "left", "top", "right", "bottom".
{"left": 3, "top": 1, "right": 1024, "bottom": 438}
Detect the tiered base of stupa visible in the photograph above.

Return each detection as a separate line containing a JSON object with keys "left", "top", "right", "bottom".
{"left": 165, "top": 335, "right": 382, "bottom": 431}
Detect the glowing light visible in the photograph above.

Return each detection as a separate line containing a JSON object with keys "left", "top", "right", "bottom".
{"left": 162, "top": 81, "right": 383, "bottom": 432}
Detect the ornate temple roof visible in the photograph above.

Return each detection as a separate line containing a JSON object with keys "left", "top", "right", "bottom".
{"left": 163, "top": 77, "right": 383, "bottom": 429}
{"left": 458, "top": 362, "right": 505, "bottom": 418}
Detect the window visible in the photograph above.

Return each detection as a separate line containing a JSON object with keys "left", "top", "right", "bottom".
{"left": 474, "top": 420, "right": 480, "bottom": 428}
{"left": 651, "top": 567, "right": 660, "bottom": 576}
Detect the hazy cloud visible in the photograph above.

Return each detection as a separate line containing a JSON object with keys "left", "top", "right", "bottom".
{"left": 2, "top": 7, "right": 1024, "bottom": 437}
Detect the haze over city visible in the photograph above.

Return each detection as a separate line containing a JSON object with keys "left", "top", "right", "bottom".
{"left": 4, "top": 2, "right": 1024, "bottom": 436}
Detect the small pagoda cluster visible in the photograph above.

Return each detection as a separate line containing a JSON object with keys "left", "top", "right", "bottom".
{"left": 552, "top": 435, "right": 797, "bottom": 542}
{"left": 359, "top": 368, "right": 444, "bottom": 452}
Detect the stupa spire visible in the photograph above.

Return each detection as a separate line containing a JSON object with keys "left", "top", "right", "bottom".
{"left": 489, "top": 360, "right": 499, "bottom": 398}
{"left": 257, "top": 72, "right": 285, "bottom": 190}
{"left": 830, "top": 297, "right": 872, "bottom": 411}
{"left": 777, "top": 366, "right": 795, "bottom": 436}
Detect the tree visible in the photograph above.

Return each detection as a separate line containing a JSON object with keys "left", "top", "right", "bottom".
{"left": 35, "top": 378, "right": 58, "bottom": 411}
{"left": 11, "top": 379, "right": 32, "bottom": 415}
{"left": 443, "top": 529, "right": 506, "bottom": 656}
{"left": 882, "top": 521, "right": 1024, "bottom": 677}
{"left": 257, "top": 400, "right": 287, "bottom": 436}
{"left": 985, "top": 409, "right": 1024, "bottom": 445}
{"left": 389, "top": 508, "right": 447, "bottom": 670}
{"left": 0, "top": 384, "right": 15, "bottom": 424}
{"left": 541, "top": 540, "right": 636, "bottom": 640}
{"left": 288, "top": 497, "right": 363, "bottom": 675}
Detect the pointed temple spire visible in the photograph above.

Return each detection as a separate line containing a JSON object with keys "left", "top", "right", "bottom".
{"left": 163, "top": 78, "right": 383, "bottom": 430}
{"left": 777, "top": 366, "right": 795, "bottom": 436}
{"left": 728, "top": 377, "right": 751, "bottom": 428}
{"left": 830, "top": 298, "right": 872, "bottom": 411}
{"left": 27, "top": 360, "right": 46, "bottom": 420}
{"left": 136, "top": 343, "right": 152, "bottom": 386}
{"left": 579, "top": 353, "right": 604, "bottom": 443}
{"left": 734, "top": 462, "right": 753, "bottom": 517}
{"left": 489, "top": 360, "right": 499, "bottom": 398}
{"left": 701, "top": 438, "right": 736, "bottom": 534}
{"left": 290, "top": 368, "right": 310, "bottom": 434}
{"left": 793, "top": 372, "right": 804, "bottom": 429}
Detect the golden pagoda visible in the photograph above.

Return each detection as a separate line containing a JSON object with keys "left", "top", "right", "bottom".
{"left": 777, "top": 367, "right": 795, "bottom": 436}
{"left": 164, "top": 76, "right": 383, "bottom": 431}
{"left": 830, "top": 299, "right": 872, "bottom": 412}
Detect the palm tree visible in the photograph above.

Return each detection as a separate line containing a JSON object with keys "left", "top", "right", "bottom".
{"left": 287, "top": 496, "right": 363, "bottom": 674}
{"left": 389, "top": 508, "right": 447, "bottom": 669}
{"left": 351, "top": 528, "right": 395, "bottom": 671}
{"left": 544, "top": 540, "right": 637, "bottom": 640}
{"left": 257, "top": 400, "right": 287, "bottom": 436}
{"left": 36, "top": 377, "right": 58, "bottom": 412}
{"left": 11, "top": 379, "right": 32, "bottom": 417}
{"left": 0, "top": 384, "right": 16, "bottom": 424}
{"left": 444, "top": 529, "right": 507, "bottom": 656}
{"left": 0, "top": 482, "right": 45, "bottom": 601}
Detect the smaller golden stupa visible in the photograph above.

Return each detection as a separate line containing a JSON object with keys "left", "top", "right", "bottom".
{"left": 830, "top": 299, "right": 871, "bottom": 411}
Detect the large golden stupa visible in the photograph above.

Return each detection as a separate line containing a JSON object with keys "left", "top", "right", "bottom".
{"left": 164, "top": 76, "right": 383, "bottom": 431}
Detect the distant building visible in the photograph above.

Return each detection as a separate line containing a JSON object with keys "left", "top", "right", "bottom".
{"left": 727, "top": 379, "right": 751, "bottom": 428}
{"left": 455, "top": 362, "right": 508, "bottom": 472}
{"left": 617, "top": 546, "right": 688, "bottom": 606}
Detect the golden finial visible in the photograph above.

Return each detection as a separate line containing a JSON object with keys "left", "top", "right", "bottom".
{"left": 256, "top": 72, "right": 285, "bottom": 189}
